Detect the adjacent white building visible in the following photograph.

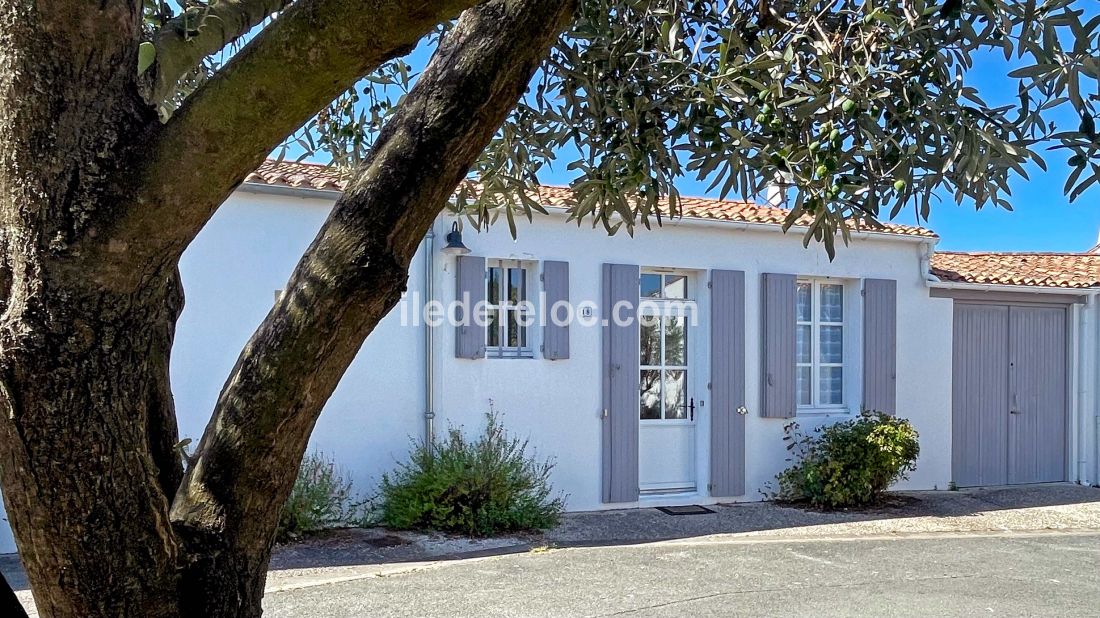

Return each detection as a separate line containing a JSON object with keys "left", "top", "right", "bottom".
{"left": 0, "top": 161, "right": 1096, "bottom": 554}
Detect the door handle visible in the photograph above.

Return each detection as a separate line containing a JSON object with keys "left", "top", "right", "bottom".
{"left": 737, "top": 406, "right": 748, "bottom": 416}
{"left": 688, "top": 397, "right": 695, "bottom": 421}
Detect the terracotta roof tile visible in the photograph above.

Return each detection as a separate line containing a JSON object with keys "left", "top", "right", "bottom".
{"left": 244, "top": 160, "right": 936, "bottom": 238}
{"left": 931, "top": 252, "right": 1100, "bottom": 289}
{"left": 246, "top": 160, "right": 349, "bottom": 192}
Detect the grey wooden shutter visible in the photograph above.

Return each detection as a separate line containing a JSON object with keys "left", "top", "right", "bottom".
{"left": 601, "top": 263, "right": 639, "bottom": 503}
{"left": 455, "top": 255, "right": 485, "bottom": 359}
{"left": 761, "top": 273, "right": 797, "bottom": 418}
{"left": 542, "top": 261, "right": 570, "bottom": 360}
{"left": 710, "top": 270, "right": 747, "bottom": 496}
{"left": 862, "top": 278, "right": 897, "bottom": 415}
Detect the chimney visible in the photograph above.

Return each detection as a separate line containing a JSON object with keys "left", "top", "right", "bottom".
{"left": 765, "top": 172, "right": 793, "bottom": 208}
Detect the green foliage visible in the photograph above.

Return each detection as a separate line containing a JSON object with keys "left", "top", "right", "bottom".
{"left": 137, "top": 42, "right": 157, "bottom": 76}
{"left": 380, "top": 413, "right": 565, "bottom": 536}
{"left": 775, "top": 411, "right": 920, "bottom": 508}
{"left": 282, "top": 0, "right": 1098, "bottom": 257}
{"left": 276, "top": 452, "right": 366, "bottom": 543}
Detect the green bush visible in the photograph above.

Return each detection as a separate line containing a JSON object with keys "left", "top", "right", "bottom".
{"left": 775, "top": 411, "right": 920, "bottom": 508}
{"left": 379, "top": 413, "right": 565, "bottom": 536}
{"left": 276, "top": 451, "right": 366, "bottom": 543}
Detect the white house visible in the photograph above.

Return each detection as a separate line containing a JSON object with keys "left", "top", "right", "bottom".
{"left": 0, "top": 160, "right": 1097, "bottom": 554}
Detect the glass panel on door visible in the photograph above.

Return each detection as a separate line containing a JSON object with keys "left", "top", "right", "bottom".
{"left": 639, "top": 313, "right": 691, "bottom": 421}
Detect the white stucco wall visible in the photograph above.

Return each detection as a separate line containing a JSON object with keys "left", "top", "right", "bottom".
{"left": 5, "top": 185, "right": 1082, "bottom": 556}
{"left": 172, "top": 190, "right": 427, "bottom": 499}
{"left": 163, "top": 188, "right": 963, "bottom": 515}
{"left": 427, "top": 211, "right": 955, "bottom": 511}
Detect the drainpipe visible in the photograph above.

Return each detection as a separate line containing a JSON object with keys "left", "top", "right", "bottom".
{"left": 920, "top": 240, "right": 940, "bottom": 284}
{"left": 1074, "top": 297, "right": 1090, "bottom": 484}
{"left": 424, "top": 226, "right": 436, "bottom": 451}
{"left": 1088, "top": 293, "right": 1100, "bottom": 487}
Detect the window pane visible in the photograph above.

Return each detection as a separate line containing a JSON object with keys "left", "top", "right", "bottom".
{"left": 640, "top": 319, "right": 660, "bottom": 366}
{"left": 796, "top": 282, "right": 812, "bottom": 322}
{"left": 797, "top": 366, "right": 812, "bottom": 406}
{"left": 640, "top": 370, "right": 661, "bottom": 419}
{"left": 664, "top": 370, "right": 686, "bottom": 419}
{"left": 507, "top": 309, "right": 525, "bottom": 348}
{"left": 487, "top": 267, "right": 503, "bottom": 304}
{"left": 663, "top": 275, "right": 688, "bottom": 299}
{"left": 796, "top": 324, "right": 812, "bottom": 364}
{"left": 820, "top": 284, "right": 843, "bottom": 322}
{"left": 487, "top": 309, "right": 501, "bottom": 347}
{"left": 664, "top": 315, "right": 686, "bottom": 366}
{"left": 640, "top": 274, "right": 662, "bottom": 298}
{"left": 517, "top": 310, "right": 528, "bottom": 347}
{"left": 507, "top": 267, "right": 526, "bottom": 303}
{"left": 819, "top": 325, "right": 843, "bottom": 363}
{"left": 820, "top": 366, "right": 844, "bottom": 405}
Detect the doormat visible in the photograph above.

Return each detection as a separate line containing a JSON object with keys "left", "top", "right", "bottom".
{"left": 656, "top": 505, "right": 716, "bottom": 516}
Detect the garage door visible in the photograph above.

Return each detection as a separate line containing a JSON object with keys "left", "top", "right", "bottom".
{"left": 952, "top": 303, "right": 1067, "bottom": 487}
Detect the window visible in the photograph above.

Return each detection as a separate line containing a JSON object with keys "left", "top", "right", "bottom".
{"left": 486, "top": 260, "right": 532, "bottom": 358}
{"left": 639, "top": 270, "right": 693, "bottom": 421}
{"left": 796, "top": 279, "right": 845, "bottom": 408}
{"left": 640, "top": 272, "right": 688, "bottom": 300}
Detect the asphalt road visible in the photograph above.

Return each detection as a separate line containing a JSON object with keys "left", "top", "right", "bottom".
{"left": 264, "top": 531, "right": 1100, "bottom": 617}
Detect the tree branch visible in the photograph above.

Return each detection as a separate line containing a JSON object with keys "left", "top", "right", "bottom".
{"left": 102, "top": 0, "right": 480, "bottom": 286}
{"left": 168, "top": 0, "right": 574, "bottom": 611}
{"left": 150, "top": 0, "right": 295, "bottom": 106}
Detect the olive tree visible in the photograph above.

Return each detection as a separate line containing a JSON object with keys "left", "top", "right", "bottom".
{"left": 0, "top": 0, "right": 1095, "bottom": 616}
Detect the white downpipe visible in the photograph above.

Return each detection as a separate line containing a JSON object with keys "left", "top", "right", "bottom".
{"left": 1071, "top": 293, "right": 1099, "bottom": 485}
{"left": 1086, "top": 292, "right": 1095, "bottom": 486}
{"left": 1073, "top": 300, "right": 1086, "bottom": 484}
{"left": 424, "top": 227, "right": 436, "bottom": 451}
{"left": 920, "top": 240, "right": 940, "bottom": 284}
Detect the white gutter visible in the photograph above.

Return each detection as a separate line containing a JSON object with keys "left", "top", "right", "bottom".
{"left": 613, "top": 211, "right": 937, "bottom": 245}
{"left": 926, "top": 280, "right": 1100, "bottom": 297}
{"left": 238, "top": 182, "right": 343, "bottom": 200}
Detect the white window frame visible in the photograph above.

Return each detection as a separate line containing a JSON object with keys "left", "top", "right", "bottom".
{"left": 796, "top": 278, "right": 847, "bottom": 411}
{"left": 640, "top": 270, "right": 691, "bottom": 301}
{"left": 485, "top": 259, "right": 535, "bottom": 359}
{"left": 638, "top": 269, "right": 696, "bottom": 423}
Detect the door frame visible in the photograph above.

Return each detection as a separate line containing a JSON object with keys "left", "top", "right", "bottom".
{"left": 949, "top": 297, "right": 1075, "bottom": 486}
{"left": 637, "top": 268, "right": 703, "bottom": 495}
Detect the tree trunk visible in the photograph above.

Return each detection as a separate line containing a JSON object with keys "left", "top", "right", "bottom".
{"left": 169, "top": 1, "right": 576, "bottom": 615}
{"left": 0, "top": 272, "right": 185, "bottom": 617}
{"left": 0, "top": 0, "right": 572, "bottom": 615}
{"left": 0, "top": 2, "right": 187, "bottom": 615}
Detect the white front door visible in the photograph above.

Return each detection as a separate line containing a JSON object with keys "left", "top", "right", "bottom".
{"left": 638, "top": 272, "right": 697, "bottom": 494}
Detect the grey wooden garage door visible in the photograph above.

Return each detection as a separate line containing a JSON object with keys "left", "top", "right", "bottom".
{"left": 952, "top": 303, "right": 1067, "bottom": 487}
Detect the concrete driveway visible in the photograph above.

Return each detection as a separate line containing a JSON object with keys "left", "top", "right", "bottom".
{"left": 7, "top": 484, "right": 1100, "bottom": 615}
{"left": 264, "top": 530, "right": 1100, "bottom": 617}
